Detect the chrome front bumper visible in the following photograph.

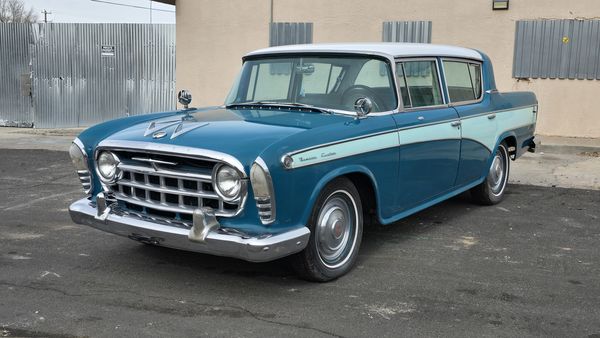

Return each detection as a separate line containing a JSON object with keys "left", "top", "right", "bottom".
{"left": 69, "top": 198, "right": 310, "bottom": 262}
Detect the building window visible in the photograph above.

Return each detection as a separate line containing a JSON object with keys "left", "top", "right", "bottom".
{"left": 269, "top": 22, "right": 313, "bottom": 47}
{"left": 513, "top": 19, "right": 600, "bottom": 80}
{"left": 382, "top": 21, "right": 432, "bottom": 43}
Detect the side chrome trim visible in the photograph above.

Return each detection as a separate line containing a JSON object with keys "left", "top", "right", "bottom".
{"left": 96, "top": 140, "right": 247, "bottom": 178}
{"left": 69, "top": 198, "right": 310, "bottom": 262}
{"left": 281, "top": 105, "right": 536, "bottom": 169}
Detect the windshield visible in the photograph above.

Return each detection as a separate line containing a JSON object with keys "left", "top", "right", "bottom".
{"left": 225, "top": 55, "right": 398, "bottom": 113}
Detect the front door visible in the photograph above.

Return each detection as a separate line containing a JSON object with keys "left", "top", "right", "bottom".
{"left": 393, "top": 59, "right": 461, "bottom": 212}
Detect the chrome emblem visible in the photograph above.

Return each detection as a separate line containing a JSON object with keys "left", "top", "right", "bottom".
{"left": 152, "top": 131, "right": 167, "bottom": 139}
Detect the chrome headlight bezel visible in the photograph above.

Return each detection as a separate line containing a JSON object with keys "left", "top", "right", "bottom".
{"left": 250, "top": 157, "right": 276, "bottom": 224}
{"left": 95, "top": 150, "right": 122, "bottom": 184}
{"left": 212, "top": 164, "right": 245, "bottom": 202}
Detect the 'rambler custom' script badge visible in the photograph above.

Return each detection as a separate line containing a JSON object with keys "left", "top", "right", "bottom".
{"left": 298, "top": 156, "right": 317, "bottom": 162}
{"left": 298, "top": 152, "right": 337, "bottom": 163}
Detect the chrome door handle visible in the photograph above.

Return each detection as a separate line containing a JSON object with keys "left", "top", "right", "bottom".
{"left": 450, "top": 121, "right": 461, "bottom": 127}
{"left": 488, "top": 113, "right": 496, "bottom": 120}
{"left": 417, "top": 116, "right": 425, "bottom": 121}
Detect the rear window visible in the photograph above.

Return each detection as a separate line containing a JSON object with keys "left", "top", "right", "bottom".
{"left": 443, "top": 60, "right": 482, "bottom": 103}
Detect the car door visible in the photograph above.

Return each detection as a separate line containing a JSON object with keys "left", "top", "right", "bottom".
{"left": 393, "top": 59, "right": 462, "bottom": 212}
{"left": 441, "top": 59, "right": 496, "bottom": 187}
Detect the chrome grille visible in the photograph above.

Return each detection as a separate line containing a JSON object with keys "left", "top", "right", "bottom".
{"left": 104, "top": 151, "right": 243, "bottom": 220}
{"left": 77, "top": 169, "right": 92, "bottom": 195}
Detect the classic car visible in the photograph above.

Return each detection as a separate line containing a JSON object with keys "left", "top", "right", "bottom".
{"left": 69, "top": 43, "right": 537, "bottom": 281}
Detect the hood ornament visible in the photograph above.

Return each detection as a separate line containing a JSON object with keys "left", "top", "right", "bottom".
{"left": 145, "top": 116, "right": 209, "bottom": 140}
{"left": 152, "top": 131, "right": 167, "bottom": 139}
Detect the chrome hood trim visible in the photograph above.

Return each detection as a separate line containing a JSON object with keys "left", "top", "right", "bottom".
{"left": 96, "top": 139, "right": 247, "bottom": 177}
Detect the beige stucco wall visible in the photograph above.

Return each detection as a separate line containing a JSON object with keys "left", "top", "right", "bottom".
{"left": 175, "top": 0, "right": 600, "bottom": 138}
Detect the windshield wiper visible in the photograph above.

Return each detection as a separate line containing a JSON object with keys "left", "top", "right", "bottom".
{"left": 226, "top": 101, "right": 334, "bottom": 114}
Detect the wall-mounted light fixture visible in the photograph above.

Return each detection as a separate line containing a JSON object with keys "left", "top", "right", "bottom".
{"left": 492, "top": 0, "right": 509, "bottom": 10}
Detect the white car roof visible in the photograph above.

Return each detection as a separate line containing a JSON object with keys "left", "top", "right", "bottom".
{"left": 245, "top": 43, "right": 483, "bottom": 61}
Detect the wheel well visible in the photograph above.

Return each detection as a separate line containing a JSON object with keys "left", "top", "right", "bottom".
{"left": 502, "top": 136, "right": 517, "bottom": 160}
{"left": 344, "top": 172, "right": 378, "bottom": 226}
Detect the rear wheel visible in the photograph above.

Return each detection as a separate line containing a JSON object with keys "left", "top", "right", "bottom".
{"left": 470, "top": 142, "right": 510, "bottom": 205}
{"left": 291, "top": 177, "right": 363, "bottom": 282}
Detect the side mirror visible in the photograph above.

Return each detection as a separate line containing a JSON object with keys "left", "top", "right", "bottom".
{"left": 178, "top": 90, "right": 192, "bottom": 109}
{"left": 354, "top": 97, "right": 372, "bottom": 117}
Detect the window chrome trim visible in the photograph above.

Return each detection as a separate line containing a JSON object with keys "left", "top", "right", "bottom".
{"left": 239, "top": 51, "right": 402, "bottom": 116}
{"left": 440, "top": 57, "right": 485, "bottom": 107}
{"left": 394, "top": 57, "right": 448, "bottom": 112}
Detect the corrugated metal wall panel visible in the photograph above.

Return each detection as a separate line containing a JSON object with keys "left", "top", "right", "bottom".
{"left": 269, "top": 22, "right": 313, "bottom": 46}
{"left": 0, "top": 23, "right": 175, "bottom": 128}
{"left": 513, "top": 19, "right": 600, "bottom": 79}
{"left": 31, "top": 23, "right": 176, "bottom": 128}
{"left": 382, "top": 21, "right": 432, "bottom": 43}
{"left": 0, "top": 24, "right": 34, "bottom": 127}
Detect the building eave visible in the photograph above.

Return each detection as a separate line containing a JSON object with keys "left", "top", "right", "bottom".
{"left": 153, "top": 0, "right": 175, "bottom": 5}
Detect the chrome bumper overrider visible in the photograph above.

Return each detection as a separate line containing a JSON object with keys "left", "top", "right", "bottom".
{"left": 69, "top": 197, "right": 310, "bottom": 262}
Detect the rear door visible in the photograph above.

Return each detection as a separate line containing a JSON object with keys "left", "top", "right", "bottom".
{"left": 442, "top": 59, "right": 496, "bottom": 187}
{"left": 393, "top": 59, "right": 462, "bottom": 211}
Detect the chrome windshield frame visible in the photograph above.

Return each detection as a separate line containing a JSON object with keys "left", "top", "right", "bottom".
{"left": 232, "top": 51, "right": 403, "bottom": 117}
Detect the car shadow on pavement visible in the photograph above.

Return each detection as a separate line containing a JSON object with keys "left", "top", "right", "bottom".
{"left": 125, "top": 191, "right": 479, "bottom": 283}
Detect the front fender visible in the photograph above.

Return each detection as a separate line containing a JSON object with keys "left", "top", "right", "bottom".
{"left": 299, "top": 165, "right": 380, "bottom": 227}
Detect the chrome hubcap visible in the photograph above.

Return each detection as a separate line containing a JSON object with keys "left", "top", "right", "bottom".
{"left": 316, "top": 192, "right": 357, "bottom": 269}
{"left": 488, "top": 149, "right": 506, "bottom": 194}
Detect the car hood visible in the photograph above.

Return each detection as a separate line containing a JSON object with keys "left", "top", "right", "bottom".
{"left": 101, "top": 107, "right": 352, "bottom": 169}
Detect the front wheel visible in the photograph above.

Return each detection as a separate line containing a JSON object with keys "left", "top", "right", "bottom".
{"left": 470, "top": 142, "right": 510, "bottom": 205}
{"left": 291, "top": 177, "right": 363, "bottom": 282}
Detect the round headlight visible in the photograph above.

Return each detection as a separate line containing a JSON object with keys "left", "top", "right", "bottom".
{"left": 97, "top": 151, "right": 120, "bottom": 183}
{"left": 214, "top": 165, "right": 242, "bottom": 201}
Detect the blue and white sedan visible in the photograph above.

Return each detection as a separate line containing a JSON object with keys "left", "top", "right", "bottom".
{"left": 69, "top": 43, "right": 537, "bottom": 281}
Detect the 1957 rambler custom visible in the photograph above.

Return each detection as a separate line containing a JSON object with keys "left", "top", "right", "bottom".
{"left": 69, "top": 43, "right": 537, "bottom": 281}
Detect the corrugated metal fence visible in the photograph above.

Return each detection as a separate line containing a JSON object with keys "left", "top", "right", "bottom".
{"left": 382, "top": 21, "right": 432, "bottom": 43}
{"left": 0, "top": 24, "right": 34, "bottom": 127}
{"left": 269, "top": 22, "right": 313, "bottom": 47}
{"left": 0, "top": 23, "right": 175, "bottom": 128}
{"left": 513, "top": 19, "right": 600, "bottom": 80}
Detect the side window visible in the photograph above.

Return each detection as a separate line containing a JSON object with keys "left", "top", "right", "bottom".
{"left": 395, "top": 60, "right": 443, "bottom": 108}
{"left": 443, "top": 60, "right": 482, "bottom": 103}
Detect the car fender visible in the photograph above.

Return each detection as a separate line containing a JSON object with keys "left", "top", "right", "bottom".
{"left": 299, "top": 164, "right": 380, "bottom": 227}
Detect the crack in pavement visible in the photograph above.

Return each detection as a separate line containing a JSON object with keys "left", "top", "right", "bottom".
{"left": 0, "top": 281, "right": 343, "bottom": 338}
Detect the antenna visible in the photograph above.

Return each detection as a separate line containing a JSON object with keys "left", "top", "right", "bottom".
{"left": 41, "top": 9, "right": 52, "bottom": 23}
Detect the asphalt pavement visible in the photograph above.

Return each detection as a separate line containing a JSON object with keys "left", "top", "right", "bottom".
{"left": 1, "top": 149, "right": 599, "bottom": 337}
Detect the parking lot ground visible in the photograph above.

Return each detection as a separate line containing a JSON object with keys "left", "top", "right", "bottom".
{"left": 1, "top": 149, "right": 600, "bottom": 338}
